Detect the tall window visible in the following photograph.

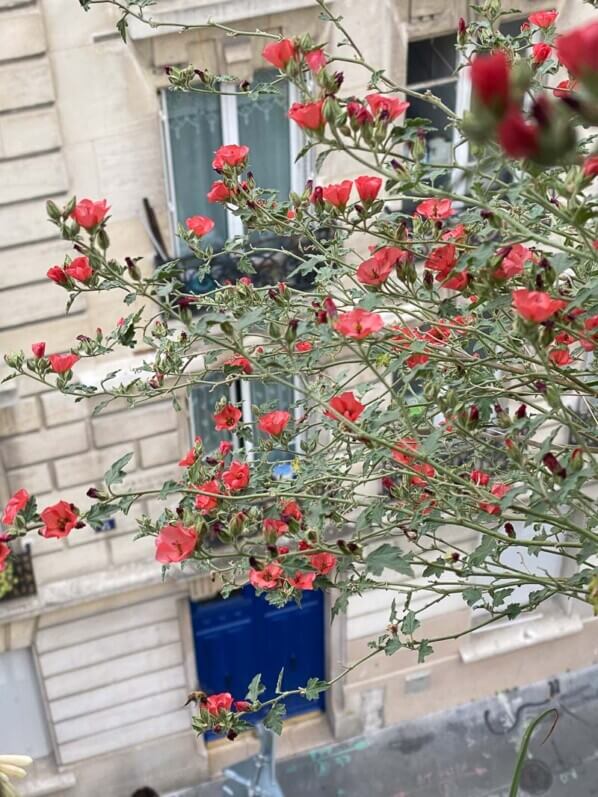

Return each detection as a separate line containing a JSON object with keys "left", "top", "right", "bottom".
{"left": 161, "top": 70, "right": 313, "bottom": 295}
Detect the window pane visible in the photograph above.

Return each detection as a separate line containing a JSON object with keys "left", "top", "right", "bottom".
{"left": 165, "top": 89, "right": 227, "bottom": 250}
{"left": 249, "top": 379, "right": 296, "bottom": 467}
{"left": 407, "top": 34, "right": 457, "bottom": 84}
{"left": 500, "top": 17, "right": 525, "bottom": 38}
{"left": 407, "top": 81, "right": 457, "bottom": 163}
{"left": 189, "top": 374, "right": 234, "bottom": 452}
{"left": 236, "top": 70, "right": 291, "bottom": 199}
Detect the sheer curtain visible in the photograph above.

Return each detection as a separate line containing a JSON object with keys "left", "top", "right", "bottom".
{"left": 165, "top": 89, "right": 227, "bottom": 252}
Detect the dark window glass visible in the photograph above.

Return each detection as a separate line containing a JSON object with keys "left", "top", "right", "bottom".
{"left": 407, "top": 34, "right": 458, "bottom": 84}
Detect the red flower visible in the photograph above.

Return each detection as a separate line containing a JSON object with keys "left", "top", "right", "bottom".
{"left": 31, "top": 342, "right": 46, "bottom": 358}
{"left": 334, "top": 308, "right": 384, "bottom": 339}
{"left": 355, "top": 175, "right": 382, "bottom": 204}
{"left": 280, "top": 500, "right": 302, "bottom": 522}
{"left": 498, "top": 108, "right": 539, "bottom": 159}
{"left": 206, "top": 692, "right": 234, "bottom": 716}
{"left": 207, "top": 180, "right": 232, "bottom": 203}
{"left": 556, "top": 21, "right": 598, "bottom": 79}
{"left": 155, "top": 523, "right": 197, "bottom": 563}
{"left": 347, "top": 101, "right": 373, "bottom": 126}
{"left": 549, "top": 347, "right": 573, "bottom": 366}
{"left": 494, "top": 244, "right": 532, "bottom": 279}
{"left": 356, "top": 256, "right": 393, "bottom": 286}
{"left": 219, "top": 440, "right": 233, "bottom": 457}
{"left": 406, "top": 353, "right": 429, "bottom": 369}
{"left": 288, "top": 100, "right": 325, "bottom": 130}
{"left": 222, "top": 461, "right": 250, "bottom": 492}
{"left": 470, "top": 52, "right": 511, "bottom": 110}
{"left": 71, "top": 198, "right": 109, "bottom": 229}
{"left": 441, "top": 223, "right": 467, "bottom": 242}
{"left": 310, "top": 552, "right": 336, "bottom": 575}
{"left": 426, "top": 244, "right": 457, "bottom": 277}
{"left": 262, "top": 38, "right": 296, "bottom": 69}
{"left": 48, "top": 353, "right": 79, "bottom": 373}
{"left": 470, "top": 469, "right": 490, "bottom": 487}
{"left": 65, "top": 256, "right": 93, "bottom": 283}
{"left": 47, "top": 266, "right": 68, "bottom": 285}
{"left": 234, "top": 700, "right": 252, "bottom": 713}
{"left": 214, "top": 404, "right": 242, "bottom": 431}
{"left": 2, "top": 489, "right": 29, "bottom": 526}
{"left": 365, "top": 93, "right": 409, "bottom": 120}
{"left": 479, "top": 482, "right": 510, "bottom": 515}
{"left": 258, "top": 410, "right": 291, "bottom": 436}
{"left": 289, "top": 571, "right": 316, "bottom": 590}
{"left": 194, "top": 480, "right": 221, "bottom": 514}
{"left": 410, "top": 462, "right": 436, "bottom": 487}
{"left": 186, "top": 215, "right": 215, "bottom": 237}
{"left": 325, "top": 391, "right": 365, "bottom": 422}
{"left": 0, "top": 542, "right": 10, "bottom": 573}
{"left": 441, "top": 270, "right": 469, "bottom": 292}
{"left": 532, "top": 42, "right": 552, "bottom": 65}
{"left": 392, "top": 437, "right": 418, "bottom": 465}
{"left": 553, "top": 79, "right": 577, "bottom": 98}
{"left": 512, "top": 289, "right": 567, "bottom": 323}
{"left": 263, "top": 518, "right": 289, "bottom": 538}
{"left": 295, "top": 340, "right": 312, "bottom": 353}
{"left": 40, "top": 501, "right": 80, "bottom": 539}
{"left": 529, "top": 9, "right": 558, "bottom": 28}
{"left": 583, "top": 156, "right": 598, "bottom": 179}
{"left": 322, "top": 180, "right": 353, "bottom": 210}
{"left": 415, "top": 198, "right": 455, "bottom": 220}
{"left": 305, "top": 48, "right": 327, "bottom": 72}
{"left": 224, "top": 355, "right": 253, "bottom": 374}
{"left": 212, "top": 144, "right": 249, "bottom": 171}
{"left": 249, "top": 562, "right": 284, "bottom": 590}
{"left": 178, "top": 439, "right": 200, "bottom": 467}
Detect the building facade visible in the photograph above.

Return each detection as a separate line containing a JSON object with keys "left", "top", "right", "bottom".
{"left": 0, "top": 0, "right": 596, "bottom": 795}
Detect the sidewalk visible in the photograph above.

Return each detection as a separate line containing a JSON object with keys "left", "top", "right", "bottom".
{"left": 170, "top": 663, "right": 598, "bottom": 796}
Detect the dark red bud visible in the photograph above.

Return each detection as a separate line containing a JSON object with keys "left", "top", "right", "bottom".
{"left": 504, "top": 522, "right": 516, "bottom": 538}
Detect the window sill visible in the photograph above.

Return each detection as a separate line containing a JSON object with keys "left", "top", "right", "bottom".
{"left": 458, "top": 612, "right": 583, "bottom": 664}
{"left": 20, "top": 771, "right": 76, "bottom": 797}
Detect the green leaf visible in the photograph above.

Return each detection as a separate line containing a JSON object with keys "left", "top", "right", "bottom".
{"left": 366, "top": 544, "right": 414, "bottom": 577}
{"left": 85, "top": 502, "right": 120, "bottom": 530}
{"left": 401, "top": 610, "right": 420, "bottom": 636}
{"left": 462, "top": 587, "right": 483, "bottom": 607}
{"left": 417, "top": 640, "right": 434, "bottom": 663}
{"left": 263, "top": 702, "right": 286, "bottom": 735}
{"left": 103, "top": 452, "right": 134, "bottom": 488}
{"left": 246, "top": 674, "right": 265, "bottom": 702}
{"left": 275, "top": 667, "right": 285, "bottom": 694}
{"left": 117, "top": 14, "right": 128, "bottom": 42}
{"left": 304, "top": 678, "right": 328, "bottom": 700}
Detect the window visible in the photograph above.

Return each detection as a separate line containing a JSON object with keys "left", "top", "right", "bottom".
{"left": 406, "top": 34, "right": 470, "bottom": 189}
{"left": 161, "top": 70, "right": 313, "bottom": 293}
{"left": 189, "top": 376, "right": 302, "bottom": 477}
{"left": 0, "top": 648, "right": 52, "bottom": 758}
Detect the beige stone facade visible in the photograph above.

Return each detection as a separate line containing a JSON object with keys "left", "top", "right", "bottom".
{"left": 0, "top": 1, "right": 596, "bottom": 795}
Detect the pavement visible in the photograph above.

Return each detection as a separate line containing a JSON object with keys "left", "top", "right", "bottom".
{"left": 170, "top": 663, "right": 598, "bottom": 797}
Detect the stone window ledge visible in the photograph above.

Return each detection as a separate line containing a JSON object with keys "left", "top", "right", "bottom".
{"left": 128, "top": 0, "right": 319, "bottom": 39}
{"left": 459, "top": 611, "right": 583, "bottom": 664}
{"left": 20, "top": 771, "right": 76, "bottom": 797}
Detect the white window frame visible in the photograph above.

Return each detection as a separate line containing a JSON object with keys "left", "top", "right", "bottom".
{"left": 160, "top": 81, "right": 310, "bottom": 258}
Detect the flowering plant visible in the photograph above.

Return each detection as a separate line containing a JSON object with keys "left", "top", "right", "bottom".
{"left": 3, "top": 0, "right": 598, "bottom": 740}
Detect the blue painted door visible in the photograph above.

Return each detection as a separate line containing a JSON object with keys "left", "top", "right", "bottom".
{"left": 191, "top": 586, "right": 325, "bottom": 722}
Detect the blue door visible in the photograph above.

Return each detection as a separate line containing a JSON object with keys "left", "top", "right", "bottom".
{"left": 191, "top": 586, "right": 325, "bottom": 723}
